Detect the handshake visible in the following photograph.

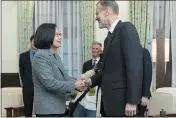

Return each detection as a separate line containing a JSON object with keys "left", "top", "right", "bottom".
{"left": 74, "top": 69, "right": 95, "bottom": 92}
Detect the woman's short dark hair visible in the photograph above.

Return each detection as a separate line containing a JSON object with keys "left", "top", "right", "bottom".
{"left": 34, "top": 23, "right": 56, "bottom": 49}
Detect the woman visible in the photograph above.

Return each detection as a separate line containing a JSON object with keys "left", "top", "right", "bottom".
{"left": 32, "top": 23, "right": 85, "bottom": 117}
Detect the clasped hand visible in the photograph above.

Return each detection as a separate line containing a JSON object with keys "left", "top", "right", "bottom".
{"left": 75, "top": 74, "right": 90, "bottom": 92}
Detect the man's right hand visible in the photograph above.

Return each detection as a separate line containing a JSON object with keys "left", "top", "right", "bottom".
{"left": 125, "top": 103, "right": 137, "bottom": 116}
{"left": 80, "top": 75, "right": 92, "bottom": 86}
{"left": 141, "top": 96, "right": 149, "bottom": 106}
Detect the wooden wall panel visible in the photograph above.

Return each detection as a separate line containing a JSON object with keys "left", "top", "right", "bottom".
{"left": 156, "top": 29, "right": 165, "bottom": 89}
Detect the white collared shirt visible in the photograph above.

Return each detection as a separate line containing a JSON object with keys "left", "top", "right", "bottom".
{"left": 92, "top": 57, "right": 100, "bottom": 66}
{"left": 109, "top": 19, "right": 120, "bottom": 33}
{"left": 79, "top": 57, "right": 100, "bottom": 111}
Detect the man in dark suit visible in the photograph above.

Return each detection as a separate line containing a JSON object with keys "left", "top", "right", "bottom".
{"left": 73, "top": 42, "right": 102, "bottom": 117}
{"left": 81, "top": 1, "right": 143, "bottom": 117}
{"left": 82, "top": 42, "right": 102, "bottom": 74}
{"left": 137, "top": 48, "right": 152, "bottom": 117}
{"left": 19, "top": 35, "right": 37, "bottom": 117}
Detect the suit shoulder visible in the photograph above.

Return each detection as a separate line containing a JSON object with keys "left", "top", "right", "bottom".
{"left": 143, "top": 48, "right": 151, "bottom": 56}
{"left": 120, "top": 22, "right": 138, "bottom": 36}
{"left": 83, "top": 59, "right": 92, "bottom": 68}
{"left": 34, "top": 50, "right": 51, "bottom": 60}
{"left": 143, "top": 48, "right": 149, "bottom": 53}
{"left": 32, "top": 50, "right": 51, "bottom": 68}
{"left": 121, "top": 22, "right": 136, "bottom": 29}
{"left": 20, "top": 51, "right": 29, "bottom": 57}
{"left": 35, "top": 50, "right": 46, "bottom": 57}
{"left": 83, "top": 59, "right": 92, "bottom": 65}
{"left": 122, "top": 21, "right": 134, "bottom": 26}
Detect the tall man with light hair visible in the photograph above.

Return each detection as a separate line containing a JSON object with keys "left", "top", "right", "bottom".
{"left": 81, "top": 0, "right": 143, "bottom": 117}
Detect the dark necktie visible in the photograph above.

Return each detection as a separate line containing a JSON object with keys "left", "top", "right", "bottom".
{"left": 93, "top": 59, "right": 97, "bottom": 68}
{"left": 104, "top": 31, "right": 112, "bottom": 50}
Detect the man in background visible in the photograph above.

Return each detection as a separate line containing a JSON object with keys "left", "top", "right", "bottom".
{"left": 19, "top": 35, "right": 37, "bottom": 117}
{"left": 73, "top": 42, "right": 102, "bottom": 117}
{"left": 137, "top": 48, "right": 152, "bottom": 117}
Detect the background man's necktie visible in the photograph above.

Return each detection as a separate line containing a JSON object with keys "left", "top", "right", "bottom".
{"left": 93, "top": 59, "right": 97, "bottom": 68}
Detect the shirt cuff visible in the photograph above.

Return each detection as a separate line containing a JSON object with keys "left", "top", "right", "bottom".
{"left": 88, "top": 78, "right": 92, "bottom": 86}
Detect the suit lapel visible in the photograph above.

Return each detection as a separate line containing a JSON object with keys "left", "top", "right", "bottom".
{"left": 89, "top": 59, "right": 93, "bottom": 69}
{"left": 50, "top": 53, "right": 65, "bottom": 76}
{"left": 103, "top": 20, "right": 122, "bottom": 62}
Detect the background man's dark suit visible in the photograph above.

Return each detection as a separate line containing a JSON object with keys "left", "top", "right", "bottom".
{"left": 82, "top": 59, "right": 94, "bottom": 73}
{"left": 19, "top": 50, "right": 34, "bottom": 117}
{"left": 137, "top": 48, "right": 152, "bottom": 117}
{"left": 142, "top": 48, "right": 152, "bottom": 98}
{"left": 90, "top": 21, "right": 143, "bottom": 116}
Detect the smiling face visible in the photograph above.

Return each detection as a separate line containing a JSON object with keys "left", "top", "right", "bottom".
{"left": 95, "top": 3, "right": 109, "bottom": 29}
{"left": 92, "top": 44, "right": 102, "bottom": 58}
{"left": 51, "top": 28, "right": 62, "bottom": 48}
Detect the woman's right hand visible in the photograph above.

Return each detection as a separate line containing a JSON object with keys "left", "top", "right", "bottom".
{"left": 75, "top": 79, "right": 88, "bottom": 92}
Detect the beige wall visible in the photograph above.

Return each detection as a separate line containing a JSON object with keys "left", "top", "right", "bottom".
{"left": 1, "top": 1, "right": 130, "bottom": 73}
{"left": 95, "top": 1, "right": 130, "bottom": 47}
{"left": 2, "top": 1, "right": 18, "bottom": 73}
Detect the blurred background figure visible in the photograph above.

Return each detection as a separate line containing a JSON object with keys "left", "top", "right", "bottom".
{"left": 19, "top": 35, "right": 37, "bottom": 117}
